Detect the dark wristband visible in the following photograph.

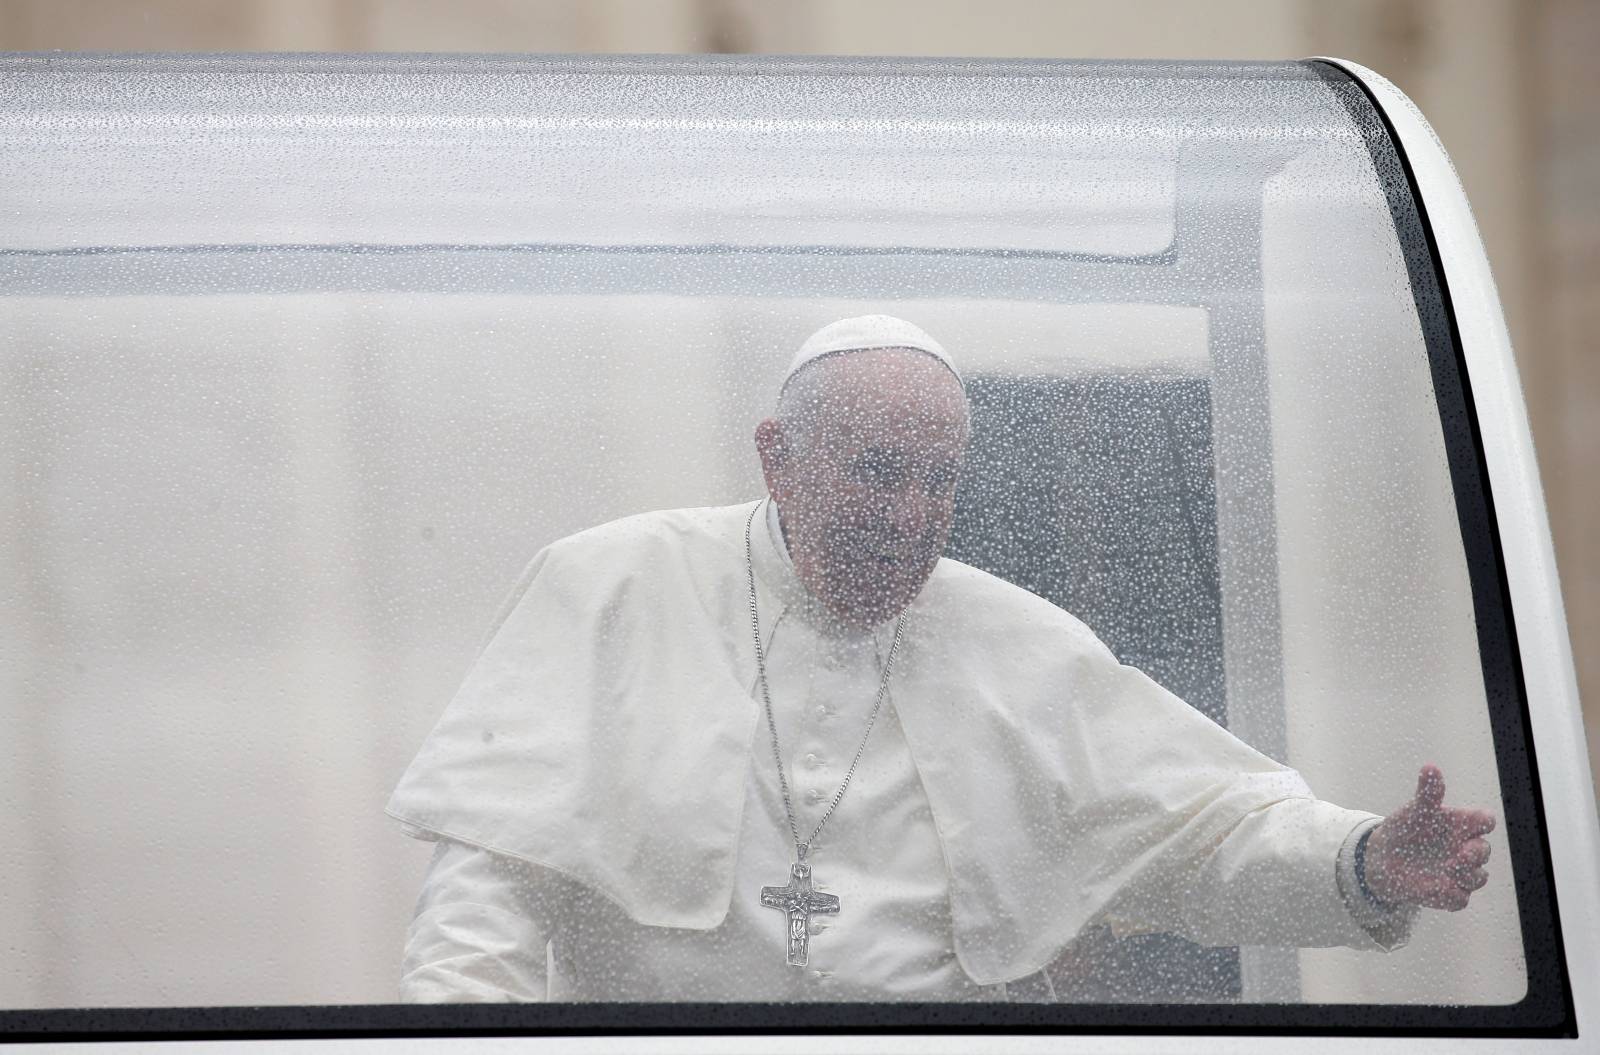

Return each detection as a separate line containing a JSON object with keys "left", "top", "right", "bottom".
{"left": 1354, "top": 825, "right": 1398, "bottom": 911}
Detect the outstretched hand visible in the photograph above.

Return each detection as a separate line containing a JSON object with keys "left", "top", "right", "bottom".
{"left": 1364, "top": 764, "right": 1496, "bottom": 911}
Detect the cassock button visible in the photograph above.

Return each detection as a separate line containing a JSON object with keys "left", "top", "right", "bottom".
{"left": 810, "top": 969, "right": 833, "bottom": 981}
{"left": 813, "top": 704, "right": 831, "bottom": 721}
{"left": 804, "top": 752, "right": 823, "bottom": 768}
{"left": 805, "top": 788, "right": 825, "bottom": 804}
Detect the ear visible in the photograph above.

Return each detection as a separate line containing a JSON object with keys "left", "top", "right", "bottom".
{"left": 754, "top": 418, "right": 790, "bottom": 496}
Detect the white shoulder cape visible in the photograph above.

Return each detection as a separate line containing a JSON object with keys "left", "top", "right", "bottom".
{"left": 387, "top": 501, "right": 1336, "bottom": 984}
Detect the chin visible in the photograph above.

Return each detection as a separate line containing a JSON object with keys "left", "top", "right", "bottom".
{"left": 845, "top": 575, "right": 932, "bottom": 627}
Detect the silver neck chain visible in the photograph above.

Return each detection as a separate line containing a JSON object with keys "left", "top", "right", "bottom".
{"left": 744, "top": 501, "right": 907, "bottom": 864}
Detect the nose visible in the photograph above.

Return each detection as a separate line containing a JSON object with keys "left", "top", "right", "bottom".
{"left": 884, "top": 484, "right": 930, "bottom": 539}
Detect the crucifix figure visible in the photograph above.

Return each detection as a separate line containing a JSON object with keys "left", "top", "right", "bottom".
{"left": 760, "top": 861, "right": 841, "bottom": 967}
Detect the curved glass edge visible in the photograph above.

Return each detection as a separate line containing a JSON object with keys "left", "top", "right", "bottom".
{"left": 1307, "top": 60, "right": 1579, "bottom": 1037}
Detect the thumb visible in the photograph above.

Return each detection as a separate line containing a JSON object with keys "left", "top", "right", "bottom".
{"left": 1414, "top": 763, "right": 1446, "bottom": 812}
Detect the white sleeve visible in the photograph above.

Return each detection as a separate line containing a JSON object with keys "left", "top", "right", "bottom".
{"left": 399, "top": 839, "right": 563, "bottom": 1003}
{"left": 1332, "top": 816, "right": 1420, "bottom": 948}
{"left": 1162, "top": 798, "right": 1419, "bottom": 950}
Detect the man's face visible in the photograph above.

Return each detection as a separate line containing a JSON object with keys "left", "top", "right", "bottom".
{"left": 757, "top": 349, "right": 970, "bottom": 626}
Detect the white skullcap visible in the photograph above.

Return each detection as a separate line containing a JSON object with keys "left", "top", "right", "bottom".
{"left": 782, "top": 314, "right": 961, "bottom": 393}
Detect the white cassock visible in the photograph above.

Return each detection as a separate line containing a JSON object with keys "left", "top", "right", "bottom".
{"left": 386, "top": 499, "right": 1415, "bottom": 1002}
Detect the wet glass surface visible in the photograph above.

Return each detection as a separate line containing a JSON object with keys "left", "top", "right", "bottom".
{"left": 0, "top": 54, "right": 1544, "bottom": 1019}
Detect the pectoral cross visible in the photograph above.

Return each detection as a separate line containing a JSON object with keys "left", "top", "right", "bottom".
{"left": 760, "top": 861, "right": 840, "bottom": 967}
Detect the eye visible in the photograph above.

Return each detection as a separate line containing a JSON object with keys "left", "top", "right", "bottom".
{"left": 924, "top": 467, "right": 958, "bottom": 496}
{"left": 850, "top": 450, "right": 907, "bottom": 487}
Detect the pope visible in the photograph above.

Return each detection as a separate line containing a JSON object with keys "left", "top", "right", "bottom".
{"left": 386, "top": 314, "right": 1497, "bottom": 1002}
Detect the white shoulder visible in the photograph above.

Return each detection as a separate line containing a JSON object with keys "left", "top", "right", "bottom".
{"left": 542, "top": 503, "right": 752, "bottom": 567}
{"left": 479, "top": 502, "right": 753, "bottom": 648}
{"left": 918, "top": 556, "right": 1114, "bottom": 660}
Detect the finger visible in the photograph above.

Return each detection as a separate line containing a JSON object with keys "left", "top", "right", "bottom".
{"left": 1422, "top": 891, "right": 1470, "bottom": 911}
{"left": 1414, "top": 764, "right": 1446, "bottom": 812}
{"left": 1417, "top": 874, "right": 1472, "bottom": 911}
{"left": 1455, "top": 868, "right": 1489, "bottom": 892}
{"left": 1445, "top": 847, "right": 1490, "bottom": 881}
{"left": 1443, "top": 806, "right": 1496, "bottom": 840}
{"left": 1450, "top": 837, "right": 1491, "bottom": 871}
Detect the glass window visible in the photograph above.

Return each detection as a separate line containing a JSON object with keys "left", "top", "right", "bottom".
{"left": 0, "top": 54, "right": 1570, "bottom": 1037}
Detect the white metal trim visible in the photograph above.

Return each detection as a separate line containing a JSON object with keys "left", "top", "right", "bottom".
{"left": 1319, "top": 55, "right": 1599, "bottom": 1046}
